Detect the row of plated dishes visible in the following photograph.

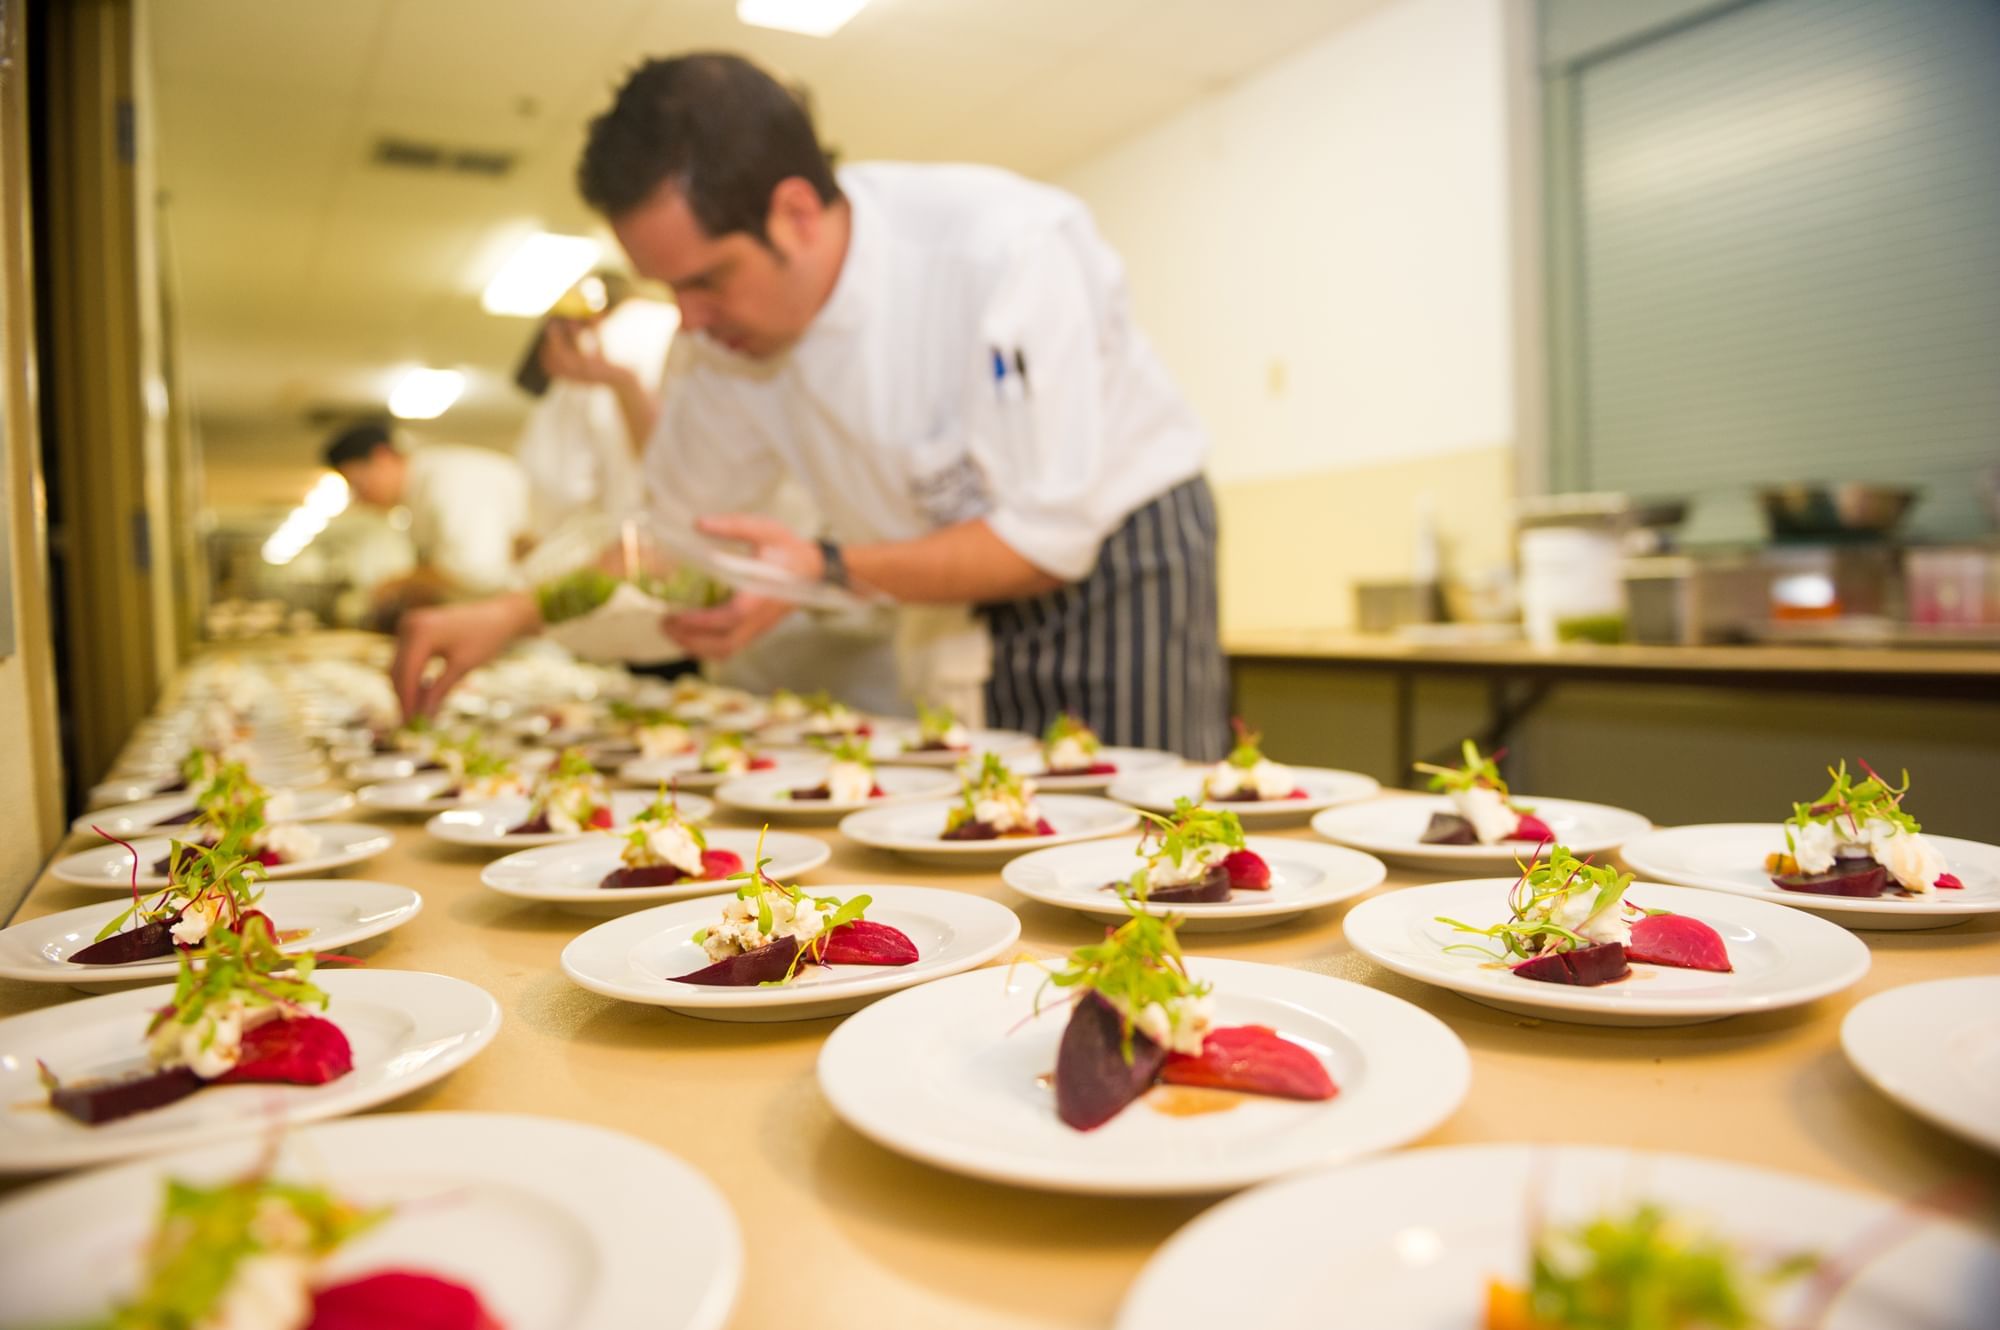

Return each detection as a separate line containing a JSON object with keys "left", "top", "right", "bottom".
{"left": 3, "top": 656, "right": 1996, "bottom": 1330}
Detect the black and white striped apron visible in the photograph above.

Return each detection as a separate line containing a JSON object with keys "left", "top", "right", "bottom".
{"left": 979, "top": 476, "right": 1231, "bottom": 761}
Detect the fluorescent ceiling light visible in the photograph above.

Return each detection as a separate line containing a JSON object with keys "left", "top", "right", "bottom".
{"left": 736, "top": 0, "right": 870, "bottom": 38}
{"left": 388, "top": 367, "right": 465, "bottom": 420}
{"left": 303, "top": 472, "right": 350, "bottom": 520}
{"left": 482, "top": 232, "right": 602, "bottom": 316}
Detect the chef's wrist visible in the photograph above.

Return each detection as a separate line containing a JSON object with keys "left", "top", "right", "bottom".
{"left": 815, "top": 538, "right": 848, "bottom": 589}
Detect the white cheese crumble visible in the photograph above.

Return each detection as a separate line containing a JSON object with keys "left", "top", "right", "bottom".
{"left": 636, "top": 723, "right": 694, "bottom": 759}
{"left": 624, "top": 819, "right": 706, "bottom": 875}
{"left": 1207, "top": 757, "right": 1296, "bottom": 801}
{"left": 258, "top": 823, "right": 321, "bottom": 864}
{"left": 825, "top": 759, "right": 876, "bottom": 803}
{"left": 700, "top": 891, "right": 840, "bottom": 963}
{"left": 1452, "top": 785, "right": 1519, "bottom": 845}
{"left": 1047, "top": 735, "right": 1096, "bottom": 772}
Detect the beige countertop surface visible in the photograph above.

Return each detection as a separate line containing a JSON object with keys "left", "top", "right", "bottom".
{"left": 6, "top": 788, "right": 1998, "bottom": 1327}
{"left": 1225, "top": 630, "right": 2000, "bottom": 677}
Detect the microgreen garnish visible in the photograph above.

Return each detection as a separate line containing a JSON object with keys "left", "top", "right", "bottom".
{"left": 1785, "top": 759, "right": 1921, "bottom": 850}
{"left": 700, "top": 731, "right": 751, "bottom": 770}
{"left": 809, "top": 735, "right": 874, "bottom": 766}
{"left": 916, "top": 700, "right": 961, "bottom": 743}
{"left": 1037, "top": 896, "right": 1208, "bottom": 1062}
{"left": 1222, "top": 717, "right": 1266, "bottom": 770}
{"left": 1413, "top": 738, "right": 1509, "bottom": 797}
{"left": 146, "top": 914, "right": 332, "bottom": 1051}
{"left": 1041, "top": 712, "right": 1102, "bottom": 754}
{"left": 624, "top": 785, "right": 706, "bottom": 857}
{"left": 1126, "top": 799, "right": 1242, "bottom": 898}
{"left": 1435, "top": 845, "right": 1633, "bottom": 962}
{"left": 92, "top": 837, "right": 268, "bottom": 944}
{"left": 608, "top": 699, "right": 692, "bottom": 730}
{"left": 944, "top": 753, "right": 1031, "bottom": 833}
{"left": 704, "top": 826, "right": 871, "bottom": 984}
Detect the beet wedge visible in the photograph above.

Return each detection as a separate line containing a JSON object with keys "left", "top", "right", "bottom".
{"left": 1141, "top": 865, "right": 1232, "bottom": 904}
{"left": 49, "top": 1065, "right": 205, "bottom": 1125}
{"left": 700, "top": 849, "right": 743, "bottom": 879}
{"left": 1419, "top": 812, "right": 1478, "bottom": 846}
{"left": 215, "top": 1014, "right": 354, "bottom": 1086}
{"left": 1513, "top": 813, "right": 1555, "bottom": 843}
{"left": 309, "top": 1271, "right": 505, "bottom": 1330}
{"left": 69, "top": 914, "right": 184, "bottom": 966}
{"left": 599, "top": 864, "right": 686, "bottom": 890}
{"left": 1221, "top": 849, "right": 1271, "bottom": 890}
{"left": 1626, "top": 913, "right": 1732, "bottom": 972}
{"left": 1161, "top": 1025, "right": 1337, "bottom": 1100}
{"left": 815, "top": 919, "right": 918, "bottom": 966}
{"left": 671, "top": 935, "right": 803, "bottom": 986}
{"left": 1772, "top": 859, "right": 1889, "bottom": 898}
{"left": 1054, "top": 990, "right": 1166, "bottom": 1131}
{"left": 1511, "top": 941, "right": 1630, "bottom": 986}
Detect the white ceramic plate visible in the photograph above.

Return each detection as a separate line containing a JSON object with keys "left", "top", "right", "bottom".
{"left": 1311, "top": 792, "right": 1653, "bottom": 868}
{"left": 51, "top": 823, "right": 396, "bottom": 890}
{"left": 869, "top": 729, "right": 1038, "bottom": 767}
{"left": 1620, "top": 824, "right": 2000, "bottom": 930}
{"left": 1109, "top": 766, "right": 1381, "bottom": 823}
{"left": 0, "top": 969, "right": 501, "bottom": 1172}
{"left": 838, "top": 794, "right": 1139, "bottom": 865}
{"left": 0, "top": 1112, "right": 741, "bottom": 1330}
{"left": 424, "top": 790, "right": 712, "bottom": 849}
{"left": 618, "top": 751, "right": 805, "bottom": 790}
{"left": 1116, "top": 1143, "right": 2000, "bottom": 1330}
{"left": 0, "top": 881, "right": 424, "bottom": 985}
{"left": 355, "top": 772, "right": 534, "bottom": 815}
{"left": 1342, "top": 877, "right": 1871, "bottom": 1026}
{"left": 1001, "top": 836, "right": 1387, "bottom": 931}
{"left": 1010, "top": 747, "right": 1183, "bottom": 792}
{"left": 714, "top": 765, "right": 958, "bottom": 821}
{"left": 562, "top": 886, "right": 1023, "bottom": 1021}
{"left": 817, "top": 957, "right": 1469, "bottom": 1194}
{"left": 345, "top": 749, "right": 556, "bottom": 784}
{"left": 1842, "top": 977, "right": 2000, "bottom": 1153}
{"left": 482, "top": 830, "right": 830, "bottom": 909}
{"left": 89, "top": 761, "right": 331, "bottom": 809}
{"left": 71, "top": 787, "right": 356, "bottom": 838}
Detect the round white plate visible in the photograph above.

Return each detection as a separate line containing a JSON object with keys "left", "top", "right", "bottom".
{"left": 818, "top": 956, "right": 1469, "bottom": 1194}
{"left": 90, "top": 762, "right": 331, "bottom": 809}
{"left": 72, "top": 787, "right": 356, "bottom": 837}
{"left": 1843, "top": 977, "right": 2000, "bottom": 1153}
{"left": 618, "top": 751, "right": 805, "bottom": 791}
{"left": 1311, "top": 792, "right": 1653, "bottom": 869}
{"left": 1011, "top": 747, "right": 1183, "bottom": 792}
{"left": 424, "top": 790, "right": 712, "bottom": 849}
{"left": 1342, "top": 877, "right": 1871, "bottom": 1026}
{"left": 1620, "top": 824, "right": 2000, "bottom": 930}
{"left": 1001, "top": 836, "right": 1387, "bottom": 931}
{"left": 482, "top": 830, "right": 830, "bottom": 909}
{"left": 1109, "top": 766, "right": 1381, "bottom": 823}
{"left": 869, "top": 729, "right": 1038, "bottom": 767}
{"left": 355, "top": 772, "right": 533, "bottom": 815}
{"left": 346, "top": 749, "right": 558, "bottom": 785}
{"left": 0, "top": 969, "right": 501, "bottom": 1173}
{"left": 714, "top": 765, "right": 958, "bottom": 822}
{"left": 1116, "top": 1142, "right": 2000, "bottom": 1330}
{"left": 562, "top": 885, "right": 1023, "bottom": 1021}
{"left": 839, "top": 794, "right": 1139, "bottom": 865}
{"left": 51, "top": 822, "right": 396, "bottom": 890}
{"left": 0, "top": 880, "right": 424, "bottom": 985}
{"left": 0, "top": 1112, "right": 741, "bottom": 1330}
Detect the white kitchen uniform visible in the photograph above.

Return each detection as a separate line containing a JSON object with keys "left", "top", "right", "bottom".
{"left": 643, "top": 161, "right": 1230, "bottom": 757}
{"left": 402, "top": 443, "right": 532, "bottom": 596}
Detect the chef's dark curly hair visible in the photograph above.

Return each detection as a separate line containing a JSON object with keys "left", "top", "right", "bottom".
{"left": 578, "top": 53, "right": 841, "bottom": 245}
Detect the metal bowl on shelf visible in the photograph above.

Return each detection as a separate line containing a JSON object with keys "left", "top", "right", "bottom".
{"left": 1758, "top": 483, "right": 1917, "bottom": 541}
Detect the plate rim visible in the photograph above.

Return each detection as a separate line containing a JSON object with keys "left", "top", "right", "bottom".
{"left": 479, "top": 829, "right": 832, "bottom": 903}
{"left": 1841, "top": 976, "right": 2000, "bottom": 1152}
{"left": 836, "top": 793, "right": 1140, "bottom": 856}
{"left": 999, "top": 835, "right": 1388, "bottom": 920}
{"left": 1619, "top": 823, "right": 2000, "bottom": 916}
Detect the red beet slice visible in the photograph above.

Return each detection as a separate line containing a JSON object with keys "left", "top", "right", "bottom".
{"left": 700, "top": 849, "right": 743, "bottom": 878}
{"left": 1049, "top": 762, "right": 1119, "bottom": 776}
{"left": 1033, "top": 817, "right": 1056, "bottom": 835}
{"left": 1419, "top": 812, "right": 1478, "bottom": 846}
{"left": 1512, "top": 813, "right": 1554, "bottom": 843}
{"left": 790, "top": 784, "right": 885, "bottom": 801}
{"left": 1054, "top": 990, "right": 1167, "bottom": 1131}
{"left": 49, "top": 1065, "right": 205, "bottom": 1125}
{"left": 1161, "top": 1025, "right": 1337, "bottom": 1100}
{"left": 1134, "top": 865, "right": 1232, "bottom": 903}
{"left": 671, "top": 935, "right": 803, "bottom": 986}
{"left": 1511, "top": 941, "right": 1630, "bottom": 986}
{"left": 599, "top": 864, "right": 686, "bottom": 890}
{"left": 1626, "top": 913, "right": 1732, "bottom": 972}
{"left": 1221, "top": 849, "right": 1271, "bottom": 890}
{"left": 1935, "top": 872, "right": 1963, "bottom": 890}
{"left": 816, "top": 919, "right": 919, "bottom": 966}
{"left": 587, "top": 806, "right": 613, "bottom": 830}
{"left": 70, "top": 914, "right": 183, "bottom": 966}
{"left": 309, "top": 1271, "right": 504, "bottom": 1330}
{"left": 1772, "top": 858, "right": 1890, "bottom": 898}
{"left": 215, "top": 1015, "right": 354, "bottom": 1086}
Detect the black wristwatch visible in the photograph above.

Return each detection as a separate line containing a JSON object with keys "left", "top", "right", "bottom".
{"left": 816, "top": 538, "right": 850, "bottom": 589}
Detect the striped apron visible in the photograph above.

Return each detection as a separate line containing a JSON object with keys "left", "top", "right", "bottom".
{"left": 979, "top": 476, "right": 1231, "bottom": 761}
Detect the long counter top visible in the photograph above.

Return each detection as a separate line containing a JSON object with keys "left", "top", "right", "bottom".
{"left": 6, "top": 784, "right": 1997, "bottom": 1327}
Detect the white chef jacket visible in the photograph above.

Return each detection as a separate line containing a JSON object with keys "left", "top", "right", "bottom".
{"left": 641, "top": 161, "right": 1210, "bottom": 585}
{"left": 402, "top": 443, "right": 532, "bottom": 596}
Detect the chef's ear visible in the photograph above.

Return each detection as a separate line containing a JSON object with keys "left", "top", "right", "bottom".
{"left": 764, "top": 176, "right": 827, "bottom": 258}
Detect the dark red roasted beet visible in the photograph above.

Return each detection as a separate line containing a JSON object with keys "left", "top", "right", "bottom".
{"left": 1513, "top": 813, "right": 1555, "bottom": 843}
{"left": 308, "top": 1271, "right": 505, "bottom": 1330}
{"left": 600, "top": 864, "right": 685, "bottom": 890}
{"left": 672, "top": 935, "right": 803, "bottom": 986}
{"left": 1626, "top": 913, "right": 1732, "bottom": 972}
{"left": 1054, "top": 990, "right": 1167, "bottom": 1130}
{"left": 215, "top": 1015, "right": 353, "bottom": 1086}
{"left": 1772, "top": 858, "right": 1890, "bottom": 898}
{"left": 49, "top": 1066, "right": 204, "bottom": 1125}
{"left": 1512, "top": 941, "right": 1630, "bottom": 986}
{"left": 816, "top": 919, "right": 919, "bottom": 966}
{"left": 69, "top": 914, "right": 184, "bottom": 965}
{"left": 1221, "top": 849, "right": 1271, "bottom": 890}
{"left": 1136, "top": 865, "right": 1232, "bottom": 903}
{"left": 790, "top": 784, "right": 886, "bottom": 801}
{"left": 1161, "top": 1025, "right": 1337, "bottom": 1100}
{"left": 941, "top": 818, "right": 1051, "bottom": 840}
{"left": 1211, "top": 787, "right": 1304, "bottom": 803}
{"left": 1419, "top": 812, "right": 1479, "bottom": 846}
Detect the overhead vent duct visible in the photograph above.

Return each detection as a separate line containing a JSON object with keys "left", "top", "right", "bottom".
{"left": 370, "top": 136, "right": 517, "bottom": 178}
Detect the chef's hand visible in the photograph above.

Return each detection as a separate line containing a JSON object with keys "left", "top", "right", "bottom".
{"left": 539, "top": 318, "right": 632, "bottom": 389}
{"left": 392, "top": 591, "right": 542, "bottom": 719}
{"left": 660, "top": 514, "right": 818, "bottom": 660}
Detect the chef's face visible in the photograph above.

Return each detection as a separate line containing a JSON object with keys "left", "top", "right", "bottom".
{"left": 612, "top": 180, "right": 824, "bottom": 360}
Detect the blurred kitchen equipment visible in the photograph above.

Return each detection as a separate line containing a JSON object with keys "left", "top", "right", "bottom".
{"left": 1758, "top": 483, "right": 1917, "bottom": 542}
{"left": 1355, "top": 580, "right": 1442, "bottom": 634}
{"left": 1515, "top": 495, "right": 1641, "bottom": 647}
{"left": 1622, "top": 556, "right": 1693, "bottom": 645}
{"left": 1906, "top": 545, "right": 1999, "bottom": 627}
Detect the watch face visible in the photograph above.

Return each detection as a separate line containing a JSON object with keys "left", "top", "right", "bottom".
{"left": 817, "top": 539, "right": 849, "bottom": 588}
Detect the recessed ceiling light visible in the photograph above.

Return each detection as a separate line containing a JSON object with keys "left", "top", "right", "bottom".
{"left": 388, "top": 367, "right": 465, "bottom": 420}
{"left": 736, "top": 0, "right": 870, "bottom": 38}
{"left": 482, "top": 232, "right": 602, "bottom": 317}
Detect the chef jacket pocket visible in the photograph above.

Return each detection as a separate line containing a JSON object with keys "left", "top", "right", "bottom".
{"left": 903, "top": 427, "right": 993, "bottom": 527}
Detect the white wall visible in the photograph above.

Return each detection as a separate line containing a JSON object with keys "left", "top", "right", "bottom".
{"left": 1059, "top": 0, "right": 1519, "bottom": 486}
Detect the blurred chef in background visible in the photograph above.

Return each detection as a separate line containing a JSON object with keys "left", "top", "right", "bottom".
{"left": 393, "top": 52, "right": 1228, "bottom": 757}
{"left": 325, "top": 421, "right": 532, "bottom": 626}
